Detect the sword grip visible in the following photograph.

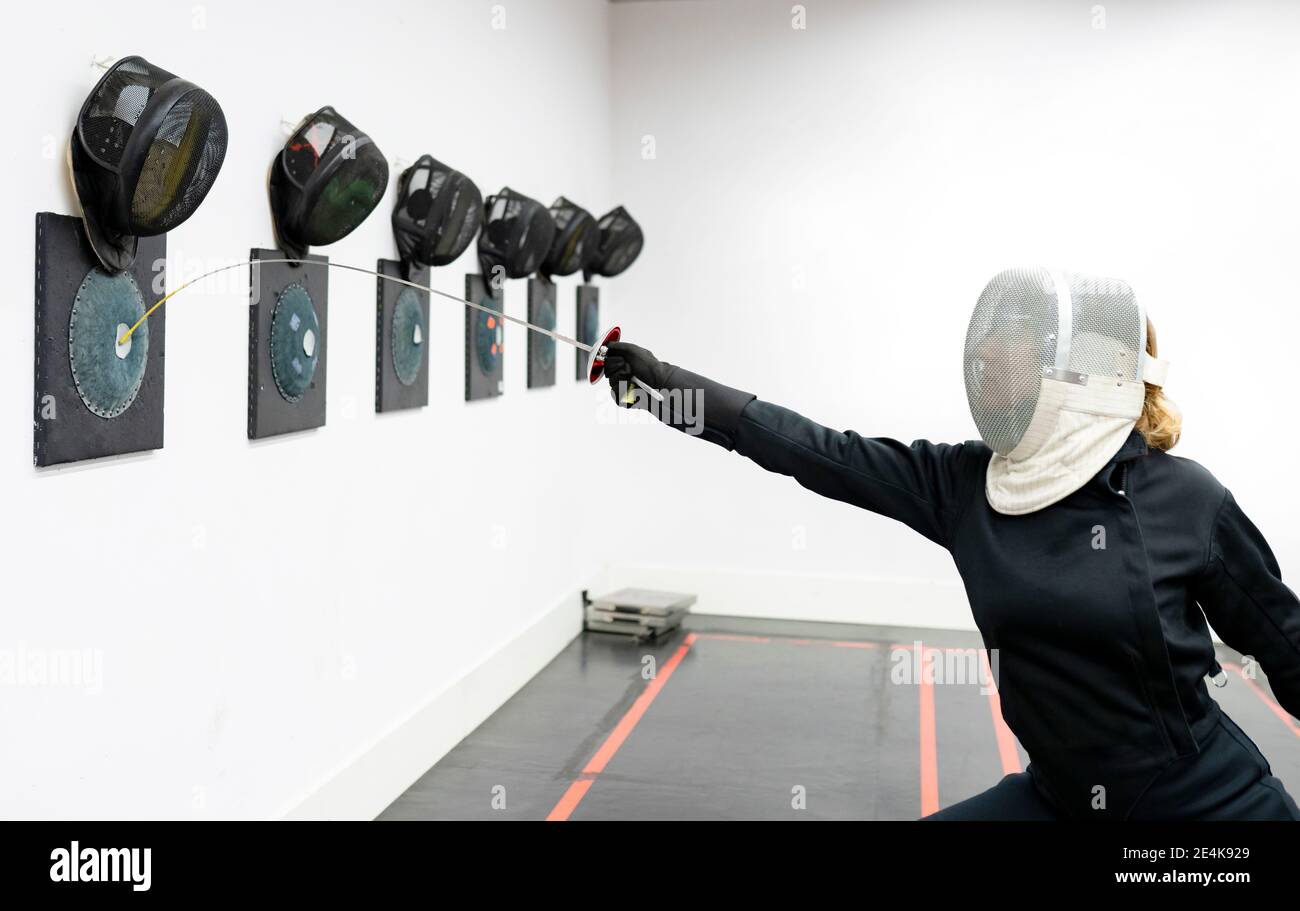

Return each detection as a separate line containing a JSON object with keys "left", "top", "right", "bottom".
{"left": 630, "top": 376, "right": 664, "bottom": 403}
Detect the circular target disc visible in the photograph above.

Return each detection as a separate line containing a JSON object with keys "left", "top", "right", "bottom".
{"left": 536, "top": 297, "right": 556, "bottom": 371}
{"left": 68, "top": 267, "right": 149, "bottom": 419}
{"left": 579, "top": 298, "right": 599, "bottom": 347}
{"left": 476, "top": 305, "right": 502, "bottom": 375}
{"left": 270, "top": 283, "right": 320, "bottom": 403}
{"left": 391, "top": 287, "right": 425, "bottom": 387}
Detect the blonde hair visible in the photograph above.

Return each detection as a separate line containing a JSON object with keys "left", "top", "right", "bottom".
{"left": 1136, "top": 318, "right": 1181, "bottom": 451}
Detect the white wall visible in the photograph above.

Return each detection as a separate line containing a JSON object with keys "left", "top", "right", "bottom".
{"left": 9, "top": 0, "right": 1300, "bottom": 821}
{"left": 604, "top": 0, "right": 1300, "bottom": 628}
{"left": 2, "top": 0, "right": 621, "bottom": 819}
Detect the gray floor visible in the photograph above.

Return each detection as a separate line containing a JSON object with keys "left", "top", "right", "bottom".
{"left": 379, "top": 614, "right": 1300, "bottom": 820}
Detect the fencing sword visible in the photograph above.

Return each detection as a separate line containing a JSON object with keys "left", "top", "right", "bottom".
{"left": 115, "top": 257, "right": 664, "bottom": 402}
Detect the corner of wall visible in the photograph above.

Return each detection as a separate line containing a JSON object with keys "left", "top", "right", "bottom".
{"left": 279, "top": 589, "right": 585, "bottom": 820}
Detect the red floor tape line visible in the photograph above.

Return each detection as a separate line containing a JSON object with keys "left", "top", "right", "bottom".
{"left": 691, "top": 632, "right": 880, "bottom": 648}
{"left": 918, "top": 646, "right": 940, "bottom": 816}
{"left": 548, "top": 633, "right": 1018, "bottom": 819}
{"left": 546, "top": 633, "right": 698, "bottom": 821}
{"left": 1221, "top": 661, "right": 1300, "bottom": 739}
{"left": 980, "top": 648, "right": 1023, "bottom": 775}
{"left": 900, "top": 642, "right": 1017, "bottom": 814}
{"left": 550, "top": 634, "right": 1289, "bottom": 820}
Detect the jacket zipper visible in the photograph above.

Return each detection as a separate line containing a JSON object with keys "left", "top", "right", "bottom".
{"left": 1115, "top": 456, "right": 1198, "bottom": 756}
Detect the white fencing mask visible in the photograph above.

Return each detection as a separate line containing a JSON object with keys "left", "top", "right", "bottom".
{"left": 963, "top": 268, "right": 1170, "bottom": 515}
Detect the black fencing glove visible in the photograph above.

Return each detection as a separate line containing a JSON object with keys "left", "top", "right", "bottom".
{"left": 602, "top": 342, "right": 670, "bottom": 399}
{"left": 601, "top": 340, "right": 757, "bottom": 449}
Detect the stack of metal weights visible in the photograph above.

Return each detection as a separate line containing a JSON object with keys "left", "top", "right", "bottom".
{"left": 584, "top": 588, "right": 696, "bottom": 640}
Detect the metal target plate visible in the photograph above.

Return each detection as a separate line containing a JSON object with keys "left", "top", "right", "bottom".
{"left": 391, "top": 288, "right": 425, "bottom": 387}
{"left": 527, "top": 277, "right": 557, "bottom": 389}
{"left": 248, "top": 248, "right": 328, "bottom": 439}
{"left": 375, "top": 259, "right": 429, "bottom": 413}
{"left": 475, "top": 308, "right": 501, "bottom": 375}
{"left": 464, "top": 273, "right": 503, "bottom": 402}
{"left": 33, "top": 212, "right": 166, "bottom": 467}
{"left": 575, "top": 283, "right": 599, "bottom": 381}
{"left": 68, "top": 267, "right": 149, "bottom": 418}
{"left": 269, "top": 283, "right": 320, "bottom": 403}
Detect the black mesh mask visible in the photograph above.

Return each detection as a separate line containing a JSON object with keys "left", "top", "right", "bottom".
{"left": 584, "top": 206, "right": 644, "bottom": 282}
{"left": 391, "top": 154, "right": 483, "bottom": 278}
{"left": 476, "top": 187, "right": 556, "bottom": 285}
{"left": 540, "top": 197, "right": 598, "bottom": 279}
{"left": 270, "top": 106, "right": 389, "bottom": 260}
{"left": 70, "top": 56, "right": 228, "bottom": 273}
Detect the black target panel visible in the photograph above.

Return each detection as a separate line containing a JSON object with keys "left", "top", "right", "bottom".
{"left": 465, "top": 274, "right": 503, "bottom": 402}
{"left": 575, "top": 283, "right": 599, "bottom": 381}
{"left": 33, "top": 212, "right": 166, "bottom": 467}
{"left": 527, "top": 278, "right": 557, "bottom": 389}
{"left": 375, "top": 259, "right": 430, "bottom": 413}
{"left": 248, "top": 249, "right": 328, "bottom": 439}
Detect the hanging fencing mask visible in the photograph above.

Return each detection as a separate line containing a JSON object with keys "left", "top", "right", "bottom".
{"left": 70, "top": 55, "right": 228, "bottom": 273}
{"left": 391, "top": 154, "right": 483, "bottom": 278}
{"left": 541, "top": 197, "right": 598, "bottom": 279}
{"left": 963, "top": 268, "right": 1170, "bottom": 516}
{"left": 270, "top": 106, "right": 389, "bottom": 259}
{"left": 583, "top": 206, "right": 643, "bottom": 282}
{"left": 476, "top": 187, "right": 556, "bottom": 284}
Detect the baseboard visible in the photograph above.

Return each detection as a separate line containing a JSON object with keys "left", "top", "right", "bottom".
{"left": 280, "top": 590, "right": 583, "bottom": 820}
{"left": 595, "top": 563, "right": 976, "bottom": 631}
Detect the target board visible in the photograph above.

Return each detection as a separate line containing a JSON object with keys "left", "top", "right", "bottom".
{"left": 575, "top": 284, "right": 599, "bottom": 381}
{"left": 465, "top": 274, "right": 504, "bottom": 402}
{"left": 248, "top": 248, "right": 329, "bottom": 439}
{"left": 375, "top": 259, "right": 430, "bottom": 413}
{"left": 527, "top": 278, "right": 557, "bottom": 389}
{"left": 33, "top": 212, "right": 167, "bottom": 467}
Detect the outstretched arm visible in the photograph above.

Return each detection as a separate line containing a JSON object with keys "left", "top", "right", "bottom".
{"left": 603, "top": 342, "right": 981, "bottom": 547}
{"left": 1195, "top": 489, "right": 1300, "bottom": 719}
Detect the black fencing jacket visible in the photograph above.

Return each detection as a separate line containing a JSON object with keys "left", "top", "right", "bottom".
{"left": 657, "top": 367, "right": 1300, "bottom": 819}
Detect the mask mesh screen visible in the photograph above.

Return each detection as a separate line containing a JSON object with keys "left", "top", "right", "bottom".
{"left": 273, "top": 108, "right": 388, "bottom": 255}
{"left": 302, "top": 148, "right": 388, "bottom": 245}
{"left": 435, "top": 180, "right": 483, "bottom": 263}
{"left": 591, "top": 207, "right": 643, "bottom": 277}
{"left": 129, "top": 88, "right": 228, "bottom": 234}
{"left": 78, "top": 58, "right": 167, "bottom": 169}
{"left": 405, "top": 167, "right": 434, "bottom": 223}
{"left": 963, "top": 267, "right": 1059, "bottom": 455}
{"left": 1064, "top": 273, "right": 1141, "bottom": 382}
{"left": 284, "top": 119, "right": 337, "bottom": 185}
{"left": 479, "top": 189, "right": 555, "bottom": 279}
{"left": 393, "top": 158, "right": 483, "bottom": 267}
{"left": 399, "top": 159, "right": 481, "bottom": 266}
{"left": 543, "top": 197, "right": 596, "bottom": 277}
